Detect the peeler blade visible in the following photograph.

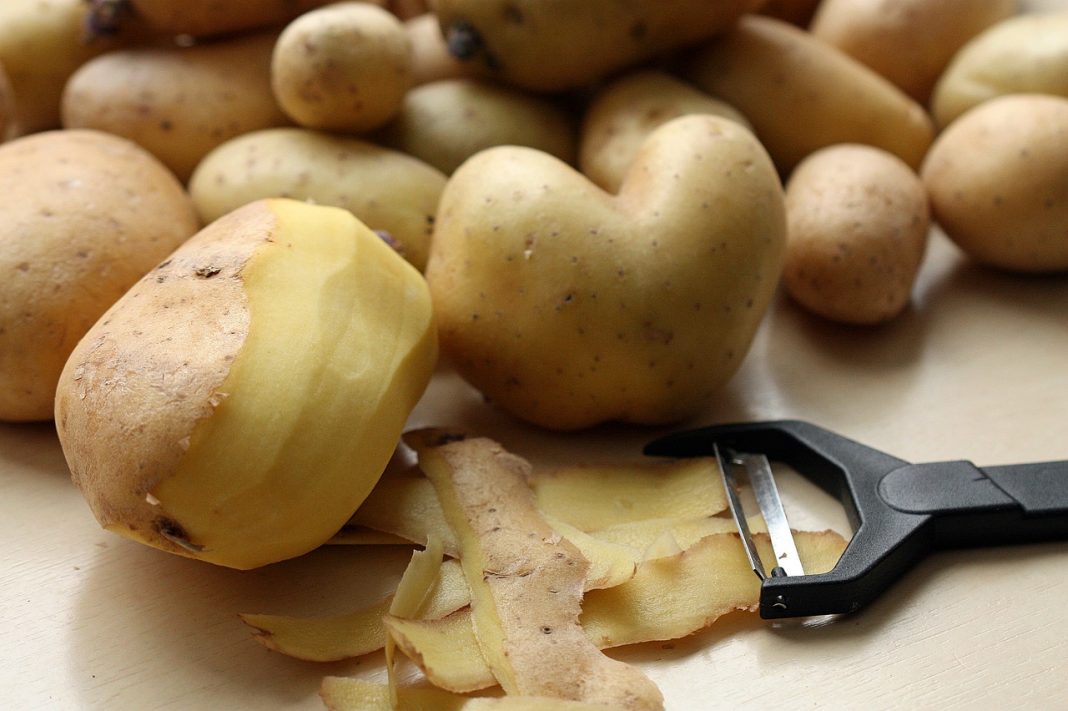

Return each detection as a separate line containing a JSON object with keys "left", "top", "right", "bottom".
{"left": 713, "top": 444, "right": 767, "bottom": 581}
{"left": 738, "top": 452, "right": 805, "bottom": 578}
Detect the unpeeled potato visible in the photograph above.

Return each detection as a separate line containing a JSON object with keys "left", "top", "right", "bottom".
{"left": 113, "top": 0, "right": 379, "bottom": 37}
{"left": 0, "top": 130, "right": 198, "bottom": 422}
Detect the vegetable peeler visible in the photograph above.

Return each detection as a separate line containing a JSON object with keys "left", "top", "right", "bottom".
{"left": 644, "top": 420, "right": 1068, "bottom": 619}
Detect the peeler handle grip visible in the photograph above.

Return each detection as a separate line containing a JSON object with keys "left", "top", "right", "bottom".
{"left": 879, "top": 459, "right": 1068, "bottom": 548}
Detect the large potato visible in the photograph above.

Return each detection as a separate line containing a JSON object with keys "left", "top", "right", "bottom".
{"left": 580, "top": 71, "right": 750, "bottom": 193}
{"left": 435, "top": 0, "right": 762, "bottom": 91}
{"left": 0, "top": 130, "right": 198, "bottom": 422}
{"left": 426, "top": 115, "right": 786, "bottom": 430}
{"left": 376, "top": 78, "right": 576, "bottom": 174}
{"left": 784, "top": 145, "right": 929, "bottom": 325}
{"left": 0, "top": 0, "right": 117, "bottom": 134}
{"left": 272, "top": 3, "right": 411, "bottom": 133}
{"left": 684, "top": 15, "right": 933, "bottom": 173}
{"left": 0, "top": 62, "right": 15, "bottom": 141}
{"left": 56, "top": 199, "right": 437, "bottom": 569}
{"left": 931, "top": 12, "right": 1068, "bottom": 128}
{"left": 189, "top": 128, "right": 446, "bottom": 271}
{"left": 810, "top": 0, "right": 1016, "bottom": 103}
{"left": 62, "top": 34, "right": 288, "bottom": 182}
{"left": 758, "top": 0, "right": 822, "bottom": 26}
{"left": 110, "top": 0, "right": 380, "bottom": 37}
{"left": 922, "top": 94, "right": 1068, "bottom": 273}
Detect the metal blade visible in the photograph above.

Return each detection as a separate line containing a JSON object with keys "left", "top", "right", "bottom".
{"left": 740, "top": 452, "right": 805, "bottom": 577}
{"left": 714, "top": 443, "right": 766, "bottom": 581}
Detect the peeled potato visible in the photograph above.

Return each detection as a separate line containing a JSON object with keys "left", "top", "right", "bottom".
{"left": 56, "top": 199, "right": 438, "bottom": 569}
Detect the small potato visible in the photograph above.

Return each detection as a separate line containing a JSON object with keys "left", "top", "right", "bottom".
{"left": 931, "top": 12, "right": 1068, "bottom": 128}
{"left": 272, "top": 3, "right": 411, "bottom": 133}
{"left": 684, "top": 15, "right": 934, "bottom": 173}
{"left": 0, "top": 130, "right": 198, "bottom": 422}
{"left": 62, "top": 34, "right": 288, "bottom": 182}
{"left": 810, "top": 0, "right": 1015, "bottom": 103}
{"left": 922, "top": 94, "right": 1068, "bottom": 273}
{"left": 0, "top": 0, "right": 118, "bottom": 134}
{"left": 406, "top": 14, "right": 472, "bottom": 86}
{"left": 580, "top": 71, "right": 750, "bottom": 193}
{"left": 189, "top": 128, "right": 446, "bottom": 271}
{"left": 436, "top": 0, "right": 761, "bottom": 91}
{"left": 376, "top": 79, "right": 576, "bottom": 174}
{"left": 784, "top": 145, "right": 929, "bottom": 325}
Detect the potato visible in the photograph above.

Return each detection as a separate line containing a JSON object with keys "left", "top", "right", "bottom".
{"left": 376, "top": 79, "right": 576, "bottom": 174}
{"left": 810, "top": 0, "right": 1016, "bottom": 103}
{"left": 189, "top": 128, "right": 446, "bottom": 271}
{"left": 0, "top": 62, "right": 15, "bottom": 141}
{"left": 435, "top": 0, "right": 762, "bottom": 91}
{"left": 407, "top": 14, "right": 472, "bottom": 86}
{"left": 579, "top": 70, "right": 750, "bottom": 193}
{"left": 389, "top": 0, "right": 431, "bottom": 20}
{"left": 112, "top": 0, "right": 378, "bottom": 37}
{"left": 0, "top": 130, "right": 198, "bottom": 422}
{"left": 783, "top": 145, "right": 930, "bottom": 325}
{"left": 684, "top": 15, "right": 934, "bottom": 173}
{"left": 0, "top": 0, "right": 117, "bottom": 134}
{"left": 62, "top": 33, "right": 288, "bottom": 183}
{"left": 272, "top": 3, "right": 411, "bottom": 133}
{"left": 758, "top": 0, "right": 822, "bottom": 26}
{"left": 55, "top": 199, "right": 438, "bottom": 569}
{"left": 931, "top": 12, "right": 1068, "bottom": 128}
{"left": 922, "top": 94, "right": 1068, "bottom": 273}
{"left": 426, "top": 115, "right": 785, "bottom": 430}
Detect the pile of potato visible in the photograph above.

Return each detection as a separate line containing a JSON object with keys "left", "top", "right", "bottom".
{"left": 0, "top": 0, "right": 1066, "bottom": 708}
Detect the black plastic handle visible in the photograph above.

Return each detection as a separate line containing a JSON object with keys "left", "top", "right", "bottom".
{"left": 646, "top": 421, "right": 1068, "bottom": 618}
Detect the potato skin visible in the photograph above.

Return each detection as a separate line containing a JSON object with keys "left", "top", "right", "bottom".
{"left": 758, "top": 0, "right": 822, "bottom": 26}
{"left": 189, "top": 128, "right": 446, "bottom": 271}
{"left": 784, "top": 145, "right": 929, "bottom": 325}
{"left": 931, "top": 12, "right": 1068, "bottom": 128}
{"left": 0, "top": 0, "right": 117, "bottom": 134}
{"left": 62, "top": 34, "right": 288, "bottom": 182}
{"left": 922, "top": 94, "right": 1068, "bottom": 273}
{"left": 426, "top": 115, "right": 786, "bottom": 430}
{"left": 0, "top": 62, "right": 14, "bottom": 141}
{"left": 272, "top": 3, "right": 412, "bottom": 133}
{"left": 810, "top": 0, "right": 1016, "bottom": 103}
{"left": 406, "top": 14, "right": 472, "bottom": 86}
{"left": 376, "top": 78, "right": 576, "bottom": 174}
{"left": 435, "top": 0, "right": 762, "bottom": 91}
{"left": 580, "top": 71, "right": 750, "bottom": 193}
{"left": 124, "top": 0, "right": 371, "bottom": 37}
{"left": 685, "top": 15, "right": 933, "bottom": 173}
{"left": 0, "top": 130, "right": 198, "bottom": 422}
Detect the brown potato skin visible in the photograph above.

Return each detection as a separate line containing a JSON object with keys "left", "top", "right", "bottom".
{"left": 758, "top": 0, "right": 822, "bottom": 26}
{"left": 810, "top": 0, "right": 1016, "bottom": 103}
{"left": 0, "top": 130, "right": 199, "bottom": 422}
{"left": 922, "top": 94, "right": 1068, "bottom": 273}
{"left": 685, "top": 15, "right": 933, "bottom": 173}
{"left": 406, "top": 14, "right": 472, "bottom": 86}
{"left": 55, "top": 204, "right": 266, "bottom": 554}
{"left": 784, "top": 145, "right": 929, "bottom": 325}
{"left": 435, "top": 0, "right": 762, "bottom": 91}
{"left": 62, "top": 34, "right": 288, "bottom": 182}
{"left": 125, "top": 0, "right": 372, "bottom": 37}
{"left": 0, "top": 62, "right": 14, "bottom": 141}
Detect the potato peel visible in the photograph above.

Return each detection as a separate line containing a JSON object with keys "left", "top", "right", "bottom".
{"left": 530, "top": 458, "right": 728, "bottom": 531}
{"left": 320, "top": 677, "right": 613, "bottom": 711}
{"left": 385, "top": 609, "right": 497, "bottom": 693}
{"left": 348, "top": 471, "right": 460, "bottom": 557}
{"left": 386, "top": 537, "right": 445, "bottom": 705}
{"left": 239, "top": 558, "right": 470, "bottom": 662}
{"left": 589, "top": 514, "right": 766, "bottom": 553}
{"left": 407, "top": 429, "right": 664, "bottom": 710}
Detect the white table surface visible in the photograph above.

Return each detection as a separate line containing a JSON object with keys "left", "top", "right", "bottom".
{"left": 4, "top": 3, "right": 1068, "bottom": 708}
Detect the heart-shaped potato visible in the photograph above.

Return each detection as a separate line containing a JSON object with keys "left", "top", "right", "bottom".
{"left": 426, "top": 115, "right": 785, "bottom": 430}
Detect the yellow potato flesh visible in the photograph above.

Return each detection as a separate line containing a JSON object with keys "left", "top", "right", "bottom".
{"left": 531, "top": 458, "right": 727, "bottom": 531}
{"left": 144, "top": 200, "right": 437, "bottom": 569}
{"left": 386, "top": 609, "right": 496, "bottom": 693}
{"left": 240, "top": 559, "right": 469, "bottom": 662}
{"left": 349, "top": 472, "right": 460, "bottom": 556}
{"left": 589, "top": 515, "right": 766, "bottom": 552}
{"left": 387, "top": 538, "right": 445, "bottom": 704}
